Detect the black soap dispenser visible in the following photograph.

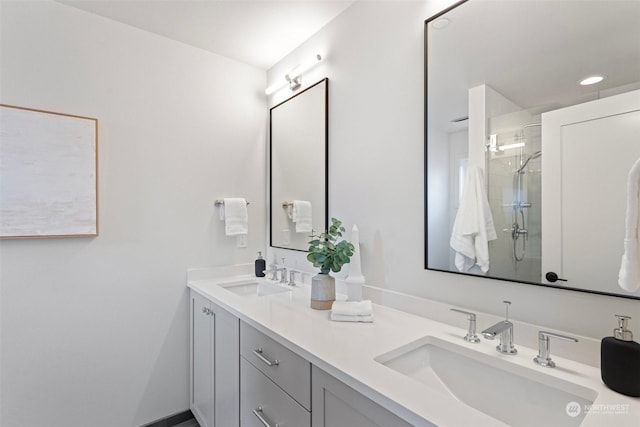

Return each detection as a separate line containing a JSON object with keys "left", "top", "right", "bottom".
{"left": 601, "top": 315, "right": 640, "bottom": 397}
{"left": 255, "top": 252, "right": 266, "bottom": 277}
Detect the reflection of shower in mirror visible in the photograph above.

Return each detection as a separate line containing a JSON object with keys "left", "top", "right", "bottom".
{"left": 486, "top": 122, "right": 542, "bottom": 283}
{"left": 512, "top": 149, "right": 542, "bottom": 262}
{"left": 517, "top": 150, "right": 542, "bottom": 174}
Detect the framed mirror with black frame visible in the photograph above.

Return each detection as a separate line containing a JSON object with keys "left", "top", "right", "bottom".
{"left": 270, "top": 78, "right": 329, "bottom": 251}
{"left": 425, "top": 0, "right": 640, "bottom": 299}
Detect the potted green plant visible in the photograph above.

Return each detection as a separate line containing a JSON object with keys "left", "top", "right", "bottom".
{"left": 307, "top": 218, "right": 355, "bottom": 309}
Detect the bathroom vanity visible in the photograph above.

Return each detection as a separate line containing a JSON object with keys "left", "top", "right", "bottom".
{"left": 188, "top": 268, "right": 640, "bottom": 427}
{"left": 189, "top": 282, "right": 410, "bottom": 427}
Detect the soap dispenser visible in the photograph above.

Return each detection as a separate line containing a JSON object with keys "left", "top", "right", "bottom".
{"left": 601, "top": 315, "right": 640, "bottom": 397}
{"left": 254, "top": 252, "right": 266, "bottom": 277}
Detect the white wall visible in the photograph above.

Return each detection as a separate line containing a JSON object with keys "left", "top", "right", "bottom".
{"left": 0, "top": 2, "right": 266, "bottom": 426}
{"left": 426, "top": 126, "right": 450, "bottom": 271}
{"left": 3, "top": 2, "right": 639, "bottom": 425}
{"left": 267, "top": 0, "right": 639, "bottom": 340}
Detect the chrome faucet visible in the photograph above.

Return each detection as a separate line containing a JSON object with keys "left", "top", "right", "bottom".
{"left": 262, "top": 267, "right": 280, "bottom": 280}
{"left": 287, "top": 270, "right": 298, "bottom": 287}
{"left": 279, "top": 258, "right": 287, "bottom": 284}
{"left": 263, "top": 258, "right": 288, "bottom": 282}
{"left": 450, "top": 308, "right": 480, "bottom": 343}
{"left": 534, "top": 331, "right": 578, "bottom": 368}
{"left": 481, "top": 301, "right": 518, "bottom": 354}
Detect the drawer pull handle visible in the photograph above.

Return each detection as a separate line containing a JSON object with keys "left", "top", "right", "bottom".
{"left": 253, "top": 348, "right": 279, "bottom": 366}
{"left": 252, "top": 406, "right": 279, "bottom": 427}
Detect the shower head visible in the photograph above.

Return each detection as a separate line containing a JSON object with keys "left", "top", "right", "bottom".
{"left": 517, "top": 150, "right": 542, "bottom": 173}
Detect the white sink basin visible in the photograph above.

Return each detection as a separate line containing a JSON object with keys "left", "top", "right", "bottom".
{"left": 218, "top": 278, "right": 291, "bottom": 297}
{"left": 375, "top": 336, "right": 597, "bottom": 427}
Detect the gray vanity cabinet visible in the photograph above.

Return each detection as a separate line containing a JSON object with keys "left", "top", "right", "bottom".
{"left": 312, "top": 365, "right": 414, "bottom": 427}
{"left": 190, "top": 292, "right": 416, "bottom": 427}
{"left": 240, "top": 358, "right": 311, "bottom": 427}
{"left": 239, "top": 321, "right": 311, "bottom": 427}
{"left": 189, "top": 290, "right": 239, "bottom": 427}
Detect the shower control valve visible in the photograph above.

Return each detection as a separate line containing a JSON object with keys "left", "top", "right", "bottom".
{"left": 511, "top": 223, "right": 528, "bottom": 239}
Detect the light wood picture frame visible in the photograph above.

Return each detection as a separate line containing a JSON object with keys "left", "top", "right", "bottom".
{"left": 0, "top": 104, "right": 98, "bottom": 239}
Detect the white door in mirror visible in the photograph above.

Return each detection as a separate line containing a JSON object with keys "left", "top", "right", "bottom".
{"left": 542, "top": 89, "right": 640, "bottom": 295}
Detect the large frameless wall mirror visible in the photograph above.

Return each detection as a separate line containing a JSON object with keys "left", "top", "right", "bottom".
{"left": 425, "top": 0, "right": 640, "bottom": 299}
{"left": 270, "top": 78, "right": 328, "bottom": 251}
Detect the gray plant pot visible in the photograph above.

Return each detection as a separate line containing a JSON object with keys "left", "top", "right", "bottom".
{"left": 310, "top": 273, "right": 335, "bottom": 310}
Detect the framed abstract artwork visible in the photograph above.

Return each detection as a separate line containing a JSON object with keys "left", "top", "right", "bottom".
{"left": 0, "top": 104, "right": 98, "bottom": 238}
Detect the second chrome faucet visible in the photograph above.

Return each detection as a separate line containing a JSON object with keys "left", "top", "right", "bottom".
{"left": 481, "top": 300, "right": 518, "bottom": 355}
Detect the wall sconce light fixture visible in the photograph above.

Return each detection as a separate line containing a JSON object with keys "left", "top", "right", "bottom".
{"left": 265, "top": 54, "right": 322, "bottom": 95}
{"left": 487, "top": 133, "right": 526, "bottom": 152}
{"left": 498, "top": 142, "right": 525, "bottom": 151}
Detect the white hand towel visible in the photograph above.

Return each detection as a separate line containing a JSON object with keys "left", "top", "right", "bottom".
{"left": 222, "top": 198, "right": 248, "bottom": 236}
{"left": 618, "top": 157, "right": 640, "bottom": 292}
{"left": 292, "top": 200, "right": 313, "bottom": 233}
{"left": 330, "top": 313, "right": 374, "bottom": 323}
{"left": 450, "top": 166, "right": 497, "bottom": 273}
{"left": 331, "top": 300, "right": 373, "bottom": 316}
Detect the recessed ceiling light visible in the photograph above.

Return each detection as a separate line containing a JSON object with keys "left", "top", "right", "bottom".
{"left": 432, "top": 18, "right": 450, "bottom": 29}
{"left": 579, "top": 75, "right": 605, "bottom": 86}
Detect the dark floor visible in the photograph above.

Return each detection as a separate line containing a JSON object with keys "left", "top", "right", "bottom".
{"left": 141, "top": 410, "right": 199, "bottom": 427}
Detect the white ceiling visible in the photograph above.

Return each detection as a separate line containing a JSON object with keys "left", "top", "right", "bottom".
{"left": 428, "top": 0, "right": 640, "bottom": 133}
{"left": 56, "top": 0, "right": 640, "bottom": 130}
{"left": 58, "top": 0, "right": 355, "bottom": 69}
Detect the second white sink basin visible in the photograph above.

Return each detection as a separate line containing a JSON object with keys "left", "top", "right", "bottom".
{"left": 218, "top": 278, "right": 292, "bottom": 297}
{"left": 375, "top": 336, "right": 597, "bottom": 426}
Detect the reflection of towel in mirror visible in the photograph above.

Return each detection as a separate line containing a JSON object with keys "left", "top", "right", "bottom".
{"left": 221, "top": 198, "right": 248, "bottom": 236}
{"left": 450, "top": 166, "right": 497, "bottom": 274}
{"left": 292, "top": 200, "right": 312, "bottom": 233}
{"left": 619, "top": 157, "right": 640, "bottom": 292}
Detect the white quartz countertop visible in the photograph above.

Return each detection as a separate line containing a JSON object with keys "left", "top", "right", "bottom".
{"left": 188, "top": 274, "right": 640, "bottom": 427}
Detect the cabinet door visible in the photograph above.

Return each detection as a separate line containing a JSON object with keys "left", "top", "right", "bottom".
{"left": 241, "top": 358, "right": 311, "bottom": 427}
{"left": 191, "top": 292, "right": 213, "bottom": 427}
{"left": 311, "top": 366, "right": 414, "bottom": 427}
{"left": 212, "top": 302, "right": 239, "bottom": 427}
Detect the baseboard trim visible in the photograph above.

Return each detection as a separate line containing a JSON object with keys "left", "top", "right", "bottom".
{"left": 139, "top": 409, "right": 195, "bottom": 427}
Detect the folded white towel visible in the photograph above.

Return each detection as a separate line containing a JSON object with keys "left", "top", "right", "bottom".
{"left": 292, "top": 200, "right": 312, "bottom": 233}
{"left": 618, "top": 157, "right": 640, "bottom": 292}
{"left": 330, "top": 313, "right": 374, "bottom": 323}
{"left": 450, "top": 166, "right": 497, "bottom": 273}
{"left": 222, "top": 198, "right": 248, "bottom": 236}
{"left": 331, "top": 300, "right": 373, "bottom": 316}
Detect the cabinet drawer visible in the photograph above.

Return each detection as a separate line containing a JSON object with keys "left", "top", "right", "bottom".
{"left": 241, "top": 358, "right": 311, "bottom": 427}
{"left": 240, "top": 321, "right": 311, "bottom": 410}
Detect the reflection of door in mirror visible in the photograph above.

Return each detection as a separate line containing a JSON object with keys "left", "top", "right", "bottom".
{"left": 270, "top": 78, "right": 328, "bottom": 251}
{"left": 542, "top": 89, "right": 640, "bottom": 296}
